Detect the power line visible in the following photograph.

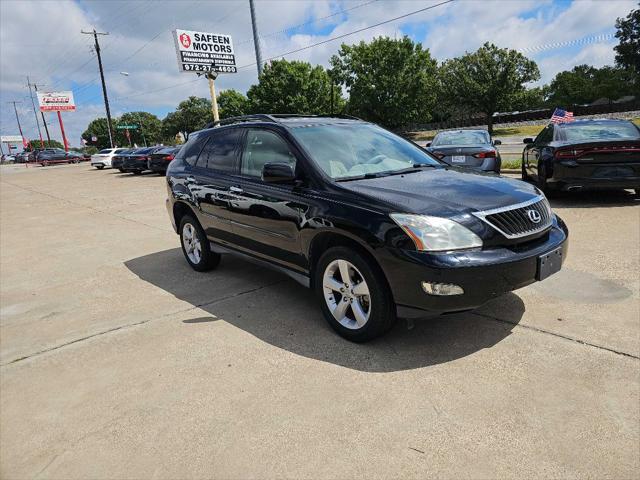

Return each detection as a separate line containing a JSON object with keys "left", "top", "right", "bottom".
{"left": 518, "top": 32, "right": 616, "bottom": 54}
{"left": 236, "top": 0, "right": 379, "bottom": 46}
{"left": 237, "top": 0, "right": 454, "bottom": 70}
{"left": 105, "top": 0, "right": 454, "bottom": 103}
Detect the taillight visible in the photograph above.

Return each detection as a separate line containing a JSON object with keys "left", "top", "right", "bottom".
{"left": 163, "top": 155, "right": 175, "bottom": 161}
{"left": 556, "top": 149, "right": 585, "bottom": 158}
{"left": 473, "top": 150, "right": 496, "bottom": 158}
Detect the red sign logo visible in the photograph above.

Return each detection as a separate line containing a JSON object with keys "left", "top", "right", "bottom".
{"left": 179, "top": 33, "right": 191, "bottom": 49}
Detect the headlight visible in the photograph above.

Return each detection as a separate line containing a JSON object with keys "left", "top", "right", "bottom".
{"left": 390, "top": 214, "right": 482, "bottom": 251}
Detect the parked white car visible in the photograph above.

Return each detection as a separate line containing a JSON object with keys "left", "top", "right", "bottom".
{"left": 90, "top": 148, "right": 127, "bottom": 169}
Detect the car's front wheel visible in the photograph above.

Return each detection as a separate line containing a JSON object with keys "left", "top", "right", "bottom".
{"left": 179, "top": 215, "right": 220, "bottom": 272}
{"left": 315, "top": 246, "right": 396, "bottom": 342}
{"left": 95, "top": 165, "right": 104, "bottom": 170}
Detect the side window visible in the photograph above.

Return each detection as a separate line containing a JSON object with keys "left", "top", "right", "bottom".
{"left": 241, "top": 129, "right": 297, "bottom": 178}
{"left": 175, "top": 133, "right": 206, "bottom": 166}
{"left": 536, "top": 125, "right": 553, "bottom": 144}
{"left": 197, "top": 128, "right": 242, "bottom": 172}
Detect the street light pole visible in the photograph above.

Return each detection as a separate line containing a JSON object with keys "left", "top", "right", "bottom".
{"left": 249, "top": 0, "right": 263, "bottom": 76}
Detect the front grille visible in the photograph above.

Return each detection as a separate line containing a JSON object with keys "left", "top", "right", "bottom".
{"left": 473, "top": 197, "right": 552, "bottom": 239}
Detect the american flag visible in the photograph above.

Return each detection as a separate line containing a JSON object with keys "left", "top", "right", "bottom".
{"left": 550, "top": 108, "right": 574, "bottom": 124}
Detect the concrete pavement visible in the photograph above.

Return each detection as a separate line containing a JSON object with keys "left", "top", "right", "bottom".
{"left": 1, "top": 163, "right": 638, "bottom": 478}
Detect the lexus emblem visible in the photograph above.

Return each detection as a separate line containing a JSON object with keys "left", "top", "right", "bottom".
{"left": 527, "top": 209, "right": 542, "bottom": 223}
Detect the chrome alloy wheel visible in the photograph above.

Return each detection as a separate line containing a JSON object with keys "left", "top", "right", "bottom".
{"left": 182, "top": 223, "right": 202, "bottom": 264}
{"left": 322, "top": 259, "right": 371, "bottom": 329}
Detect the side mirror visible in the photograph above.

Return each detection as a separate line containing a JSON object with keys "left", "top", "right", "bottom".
{"left": 262, "top": 162, "right": 296, "bottom": 184}
{"left": 523, "top": 138, "right": 534, "bottom": 144}
{"left": 426, "top": 142, "right": 432, "bottom": 147}
{"left": 493, "top": 139, "right": 502, "bottom": 146}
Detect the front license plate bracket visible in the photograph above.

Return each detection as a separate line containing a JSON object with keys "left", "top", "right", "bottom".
{"left": 536, "top": 246, "right": 563, "bottom": 281}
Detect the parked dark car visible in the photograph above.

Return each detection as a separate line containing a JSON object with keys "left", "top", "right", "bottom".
{"left": 425, "top": 129, "right": 502, "bottom": 173}
{"left": 165, "top": 114, "right": 568, "bottom": 342}
{"left": 122, "top": 146, "right": 163, "bottom": 174}
{"left": 148, "top": 146, "right": 181, "bottom": 175}
{"left": 111, "top": 148, "right": 135, "bottom": 172}
{"left": 522, "top": 118, "right": 640, "bottom": 194}
{"left": 36, "top": 148, "right": 84, "bottom": 166}
{"left": 15, "top": 151, "right": 31, "bottom": 163}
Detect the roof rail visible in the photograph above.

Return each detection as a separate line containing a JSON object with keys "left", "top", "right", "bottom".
{"left": 268, "top": 113, "right": 362, "bottom": 121}
{"left": 203, "top": 113, "right": 363, "bottom": 129}
{"left": 204, "top": 114, "right": 278, "bottom": 129}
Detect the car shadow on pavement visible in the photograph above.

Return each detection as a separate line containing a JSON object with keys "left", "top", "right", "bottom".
{"left": 125, "top": 248, "right": 525, "bottom": 372}
{"left": 549, "top": 189, "right": 638, "bottom": 208}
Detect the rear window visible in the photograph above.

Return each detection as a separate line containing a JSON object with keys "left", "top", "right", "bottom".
{"left": 432, "top": 131, "right": 490, "bottom": 146}
{"left": 174, "top": 133, "right": 206, "bottom": 166}
{"left": 560, "top": 122, "right": 640, "bottom": 141}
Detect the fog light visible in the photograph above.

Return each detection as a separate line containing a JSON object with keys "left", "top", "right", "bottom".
{"left": 421, "top": 281, "right": 464, "bottom": 296}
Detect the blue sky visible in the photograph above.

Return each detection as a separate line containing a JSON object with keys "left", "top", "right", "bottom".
{"left": 0, "top": 0, "right": 635, "bottom": 148}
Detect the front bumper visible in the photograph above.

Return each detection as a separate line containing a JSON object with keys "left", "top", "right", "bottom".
{"left": 379, "top": 217, "right": 568, "bottom": 318}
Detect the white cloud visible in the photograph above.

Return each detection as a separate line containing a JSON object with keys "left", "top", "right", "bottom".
{"left": 1, "top": 0, "right": 636, "bottom": 146}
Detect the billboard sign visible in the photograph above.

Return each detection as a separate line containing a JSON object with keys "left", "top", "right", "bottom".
{"left": 37, "top": 91, "right": 76, "bottom": 112}
{"left": 1, "top": 135, "right": 23, "bottom": 143}
{"left": 173, "top": 29, "right": 236, "bottom": 74}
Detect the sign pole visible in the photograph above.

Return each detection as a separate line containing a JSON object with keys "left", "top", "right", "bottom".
{"left": 208, "top": 74, "right": 219, "bottom": 122}
{"left": 57, "top": 111, "right": 69, "bottom": 152}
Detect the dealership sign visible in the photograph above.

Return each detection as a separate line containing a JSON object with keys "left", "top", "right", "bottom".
{"left": 173, "top": 29, "right": 236, "bottom": 74}
{"left": 37, "top": 91, "right": 76, "bottom": 112}
{"left": 1, "top": 135, "right": 23, "bottom": 143}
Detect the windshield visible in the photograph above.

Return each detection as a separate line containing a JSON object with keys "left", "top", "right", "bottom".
{"left": 98, "top": 149, "right": 112, "bottom": 154}
{"left": 560, "top": 122, "right": 640, "bottom": 141}
{"left": 290, "top": 123, "right": 440, "bottom": 179}
{"left": 432, "top": 130, "right": 490, "bottom": 146}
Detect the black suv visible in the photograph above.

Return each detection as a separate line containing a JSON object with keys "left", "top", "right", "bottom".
{"left": 166, "top": 115, "right": 568, "bottom": 341}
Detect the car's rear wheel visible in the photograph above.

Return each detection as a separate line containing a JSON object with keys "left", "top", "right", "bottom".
{"left": 118, "top": 167, "right": 124, "bottom": 172}
{"left": 315, "top": 246, "right": 396, "bottom": 342}
{"left": 179, "top": 215, "right": 220, "bottom": 272}
{"left": 96, "top": 165, "right": 104, "bottom": 170}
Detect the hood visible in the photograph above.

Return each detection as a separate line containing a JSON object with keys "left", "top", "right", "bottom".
{"left": 338, "top": 168, "right": 541, "bottom": 217}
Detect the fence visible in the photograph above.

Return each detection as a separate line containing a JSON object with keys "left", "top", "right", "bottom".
{"left": 400, "top": 99, "right": 640, "bottom": 133}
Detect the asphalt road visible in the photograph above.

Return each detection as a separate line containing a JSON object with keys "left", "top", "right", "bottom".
{"left": 1, "top": 163, "right": 638, "bottom": 479}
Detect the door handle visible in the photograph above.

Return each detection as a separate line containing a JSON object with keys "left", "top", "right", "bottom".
{"left": 185, "top": 176, "right": 196, "bottom": 184}
{"left": 229, "top": 186, "right": 243, "bottom": 194}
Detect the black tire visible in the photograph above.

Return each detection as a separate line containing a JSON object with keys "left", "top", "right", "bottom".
{"left": 132, "top": 170, "right": 142, "bottom": 175}
{"left": 314, "top": 246, "right": 396, "bottom": 342}
{"left": 537, "top": 162, "right": 550, "bottom": 195}
{"left": 179, "top": 214, "right": 220, "bottom": 272}
{"left": 96, "top": 165, "right": 104, "bottom": 170}
{"left": 118, "top": 168, "right": 124, "bottom": 173}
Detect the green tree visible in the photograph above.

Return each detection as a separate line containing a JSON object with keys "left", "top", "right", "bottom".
{"left": 162, "top": 96, "right": 212, "bottom": 140}
{"left": 439, "top": 42, "right": 540, "bottom": 133}
{"left": 614, "top": 5, "right": 640, "bottom": 75}
{"left": 114, "top": 111, "right": 162, "bottom": 147}
{"left": 546, "top": 64, "right": 635, "bottom": 106}
{"left": 508, "top": 87, "right": 546, "bottom": 111}
{"left": 330, "top": 36, "right": 437, "bottom": 128}
{"left": 247, "top": 59, "right": 343, "bottom": 115}
{"left": 545, "top": 64, "right": 597, "bottom": 106}
{"left": 26, "top": 139, "right": 65, "bottom": 150}
{"left": 217, "top": 89, "right": 249, "bottom": 119}
{"left": 81, "top": 118, "right": 112, "bottom": 150}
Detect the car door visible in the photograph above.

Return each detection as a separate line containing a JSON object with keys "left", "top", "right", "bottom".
{"left": 187, "top": 128, "right": 243, "bottom": 246}
{"left": 228, "top": 127, "right": 309, "bottom": 271}
{"left": 528, "top": 125, "right": 553, "bottom": 180}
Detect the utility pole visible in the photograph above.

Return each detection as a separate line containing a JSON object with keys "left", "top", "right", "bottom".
{"left": 30, "top": 81, "right": 51, "bottom": 143}
{"left": 8, "top": 101, "right": 25, "bottom": 142}
{"left": 82, "top": 29, "right": 114, "bottom": 148}
{"left": 26, "top": 76, "right": 44, "bottom": 148}
{"left": 249, "top": 0, "right": 263, "bottom": 76}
